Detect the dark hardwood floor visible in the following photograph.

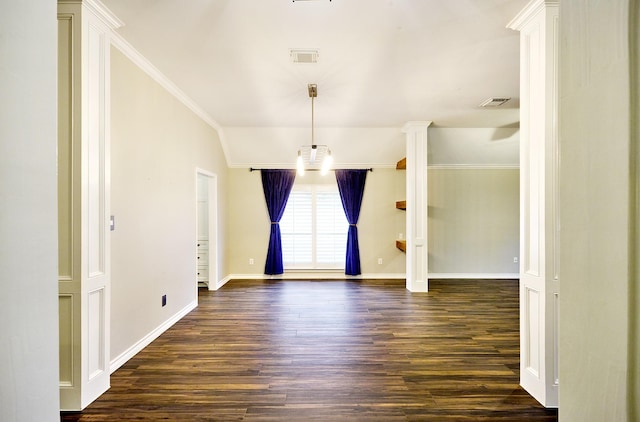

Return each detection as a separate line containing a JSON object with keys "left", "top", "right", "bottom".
{"left": 61, "top": 279, "right": 558, "bottom": 421}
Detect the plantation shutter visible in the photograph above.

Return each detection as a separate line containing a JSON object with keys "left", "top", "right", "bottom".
{"left": 280, "top": 186, "right": 347, "bottom": 268}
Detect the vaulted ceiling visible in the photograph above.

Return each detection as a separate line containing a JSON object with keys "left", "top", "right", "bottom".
{"left": 102, "top": 0, "right": 527, "bottom": 167}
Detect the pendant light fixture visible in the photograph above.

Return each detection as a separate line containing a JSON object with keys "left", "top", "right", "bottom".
{"left": 297, "top": 84, "right": 332, "bottom": 176}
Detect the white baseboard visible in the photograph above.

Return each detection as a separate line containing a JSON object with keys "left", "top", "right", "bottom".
{"left": 109, "top": 299, "right": 197, "bottom": 374}
{"left": 219, "top": 272, "right": 518, "bottom": 282}
{"left": 210, "top": 276, "right": 232, "bottom": 290}
{"left": 222, "top": 272, "right": 406, "bottom": 282}
{"left": 428, "top": 273, "right": 519, "bottom": 280}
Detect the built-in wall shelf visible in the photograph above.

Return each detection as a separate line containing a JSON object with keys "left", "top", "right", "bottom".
{"left": 396, "top": 157, "right": 407, "bottom": 252}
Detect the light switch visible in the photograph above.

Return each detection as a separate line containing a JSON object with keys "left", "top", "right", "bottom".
{"left": 110, "top": 215, "right": 115, "bottom": 231}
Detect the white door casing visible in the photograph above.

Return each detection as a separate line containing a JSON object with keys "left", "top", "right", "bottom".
{"left": 197, "top": 169, "right": 219, "bottom": 291}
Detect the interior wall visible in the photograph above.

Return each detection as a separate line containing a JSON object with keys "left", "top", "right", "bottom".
{"left": 428, "top": 127, "right": 520, "bottom": 167}
{"left": 558, "top": 0, "right": 634, "bottom": 419}
{"left": 355, "top": 168, "right": 407, "bottom": 275}
{"left": 227, "top": 168, "right": 270, "bottom": 275}
{"left": 228, "top": 167, "right": 406, "bottom": 277}
{"left": 428, "top": 168, "right": 519, "bottom": 276}
{"left": 0, "top": 0, "right": 60, "bottom": 420}
{"left": 109, "top": 47, "right": 228, "bottom": 362}
{"left": 228, "top": 165, "right": 519, "bottom": 278}
{"left": 632, "top": 0, "right": 640, "bottom": 413}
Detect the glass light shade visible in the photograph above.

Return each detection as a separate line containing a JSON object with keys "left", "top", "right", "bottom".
{"left": 320, "top": 151, "right": 333, "bottom": 175}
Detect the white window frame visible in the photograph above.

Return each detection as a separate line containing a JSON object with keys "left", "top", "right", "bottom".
{"left": 280, "top": 184, "right": 348, "bottom": 270}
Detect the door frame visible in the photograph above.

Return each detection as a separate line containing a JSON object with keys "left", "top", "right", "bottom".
{"left": 196, "top": 168, "right": 218, "bottom": 291}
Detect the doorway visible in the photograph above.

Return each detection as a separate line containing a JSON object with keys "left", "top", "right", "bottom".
{"left": 196, "top": 170, "right": 218, "bottom": 291}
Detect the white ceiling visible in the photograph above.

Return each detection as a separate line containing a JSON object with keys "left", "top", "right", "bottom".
{"left": 101, "top": 0, "right": 527, "bottom": 167}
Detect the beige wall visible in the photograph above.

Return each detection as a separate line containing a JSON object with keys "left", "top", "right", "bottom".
{"left": 109, "top": 47, "right": 228, "bottom": 361}
{"left": 0, "top": 0, "right": 60, "bottom": 420}
{"left": 228, "top": 168, "right": 406, "bottom": 276}
{"left": 559, "top": 0, "right": 638, "bottom": 419}
{"left": 428, "top": 168, "right": 519, "bottom": 275}
{"left": 227, "top": 168, "right": 270, "bottom": 274}
{"left": 228, "top": 166, "right": 519, "bottom": 278}
{"left": 359, "top": 168, "right": 406, "bottom": 275}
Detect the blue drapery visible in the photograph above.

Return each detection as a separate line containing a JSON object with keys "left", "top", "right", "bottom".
{"left": 261, "top": 169, "right": 296, "bottom": 275}
{"left": 335, "top": 169, "right": 368, "bottom": 276}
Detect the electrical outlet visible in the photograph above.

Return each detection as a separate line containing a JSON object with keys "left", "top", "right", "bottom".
{"left": 378, "top": 258, "right": 383, "bottom": 265}
{"left": 398, "top": 233, "right": 403, "bottom": 240}
{"left": 513, "top": 257, "right": 519, "bottom": 264}
{"left": 249, "top": 258, "right": 254, "bottom": 265}
{"left": 161, "top": 295, "right": 167, "bottom": 307}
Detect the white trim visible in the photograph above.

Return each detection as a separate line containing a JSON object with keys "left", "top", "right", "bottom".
{"left": 215, "top": 275, "right": 233, "bottom": 290}
{"left": 195, "top": 167, "right": 217, "bottom": 178}
{"left": 402, "top": 121, "right": 433, "bottom": 132}
{"left": 218, "top": 273, "right": 518, "bottom": 282}
{"left": 428, "top": 273, "right": 519, "bottom": 280}
{"left": 403, "top": 122, "right": 431, "bottom": 292}
{"left": 221, "top": 272, "right": 406, "bottom": 281}
{"left": 195, "top": 169, "right": 219, "bottom": 293}
{"left": 109, "top": 33, "right": 231, "bottom": 165}
{"left": 58, "top": 0, "right": 123, "bottom": 29}
{"left": 507, "top": 0, "right": 558, "bottom": 31}
{"left": 109, "top": 300, "right": 197, "bottom": 373}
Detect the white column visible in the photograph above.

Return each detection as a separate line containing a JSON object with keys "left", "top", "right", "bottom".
{"left": 58, "top": 0, "right": 122, "bottom": 410}
{"left": 403, "top": 121, "right": 432, "bottom": 292}
{"left": 508, "top": 0, "right": 559, "bottom": 408}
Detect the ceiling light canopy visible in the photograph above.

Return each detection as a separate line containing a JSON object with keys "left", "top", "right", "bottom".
{"left": 297, "top": 84, "right": 332, "bottom": 176}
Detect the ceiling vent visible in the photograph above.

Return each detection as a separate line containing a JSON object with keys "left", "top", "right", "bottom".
{"left": 290, "top": 49, "right": 319, "bottom": 64}
{"left": 479, "top": 97, "right": 511, "bottom": 107}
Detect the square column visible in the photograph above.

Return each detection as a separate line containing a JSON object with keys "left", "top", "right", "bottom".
{"left": 403, "top": 121, "right": 432, "bottom": 292}
{"left": 58, "top": 0, "right": 122, "bottom": 410}
{"left": 508, "top": 0, "right": 559, "bottom": 408}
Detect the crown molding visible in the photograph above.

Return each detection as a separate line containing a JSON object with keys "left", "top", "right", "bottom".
{"left": 507, "top": 0, "right": 559, "bottom": 31}
{"left": 402, "top": 121, "right": 433, "bottom": 132}
{"left": 58, "top": 0, "right": 124, "bottom": 29}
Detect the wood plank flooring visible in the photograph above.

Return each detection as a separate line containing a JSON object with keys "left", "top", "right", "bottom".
{"left": 61, "top": 279, "right": 558, "bottom": 421}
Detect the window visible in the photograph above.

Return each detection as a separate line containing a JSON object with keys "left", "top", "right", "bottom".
{"left": 280, "top": 184, "right": 348, "bottom": 269}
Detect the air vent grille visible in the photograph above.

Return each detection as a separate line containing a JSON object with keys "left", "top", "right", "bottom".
{"left": 290, "top": 49, "right": 319, "bottom": 64}
{"left": 479, "top": 97, "right": 511, "bottom": 107}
